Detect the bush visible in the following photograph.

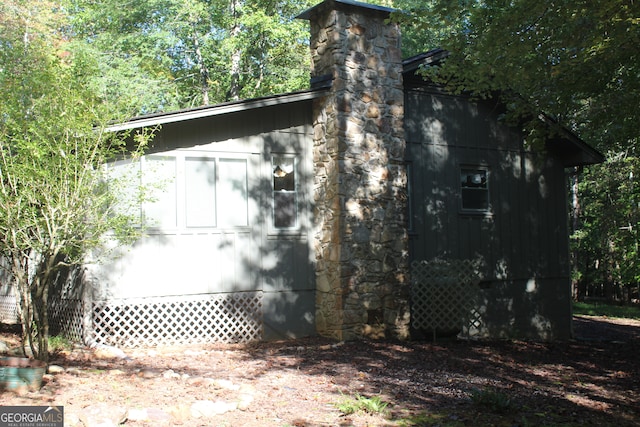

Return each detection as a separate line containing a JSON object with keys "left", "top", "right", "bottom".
{"left": 336, "top": 393, "right": 390, "bottom": 415}
{"left": 469, "top": 387, "right": 513, "bottom": 413}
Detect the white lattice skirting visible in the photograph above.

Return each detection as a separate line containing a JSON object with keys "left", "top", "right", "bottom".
{"left": 46, "top": 292, "right": 264, "bottom": 348}
{"left": 0, "top": 294, "right": 20, "bottom": 324}
{"left": 411, "top": 259, "right": 483, "bottom": 339}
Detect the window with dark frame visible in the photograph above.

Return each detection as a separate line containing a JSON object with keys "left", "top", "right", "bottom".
{"left": 460, "top": 167, "right": 489, "bottom": 212}
{"left": 272, "top": 156, "right": 297, "bottom": 228}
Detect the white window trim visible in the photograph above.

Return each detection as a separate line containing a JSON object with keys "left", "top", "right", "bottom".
{"left": 270, "top": 154, "right": 300, "bottom": 232}
{"left": 139, "top": 151, "right": 251, "bottom": 234}
{"left": 459, "top": 165, "right": 491, "bottom": 215}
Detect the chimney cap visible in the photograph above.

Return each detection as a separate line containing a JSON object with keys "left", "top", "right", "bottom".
{"left": 296, "top": 0, "right": 397, "bottom": 20}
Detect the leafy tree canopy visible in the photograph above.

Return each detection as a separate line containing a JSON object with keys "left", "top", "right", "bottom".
{"left": 66, "top": 0, "right": 316, "bottom": 116}
{"left": 392, "top": 0, "right": 639, "bottom": 153}
{"left": 0, "top": 0, "right": 149, "bottom": 360}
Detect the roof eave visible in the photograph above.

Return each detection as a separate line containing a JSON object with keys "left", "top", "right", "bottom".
{"left": 107, "top": 86, "right": 331, "bottom": 132}
{"left": 539, "top": 114, "right": 604, "bottom": 166}
{"left": 402, "top": 48, "right": 449, "bottom": 74}
{"left": 297, "top": 0, "right": 396, "bottom": 20}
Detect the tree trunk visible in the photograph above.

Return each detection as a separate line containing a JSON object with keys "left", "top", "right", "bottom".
{"left": 191, "top": 21, "right": 210, "bottom": 106}
{"left": 12, "top": 251, "right": 33, "bottom": 358}
{"left": 33, "top": 254, "right": 53, "bottom": 363}
{"left": 570, "top": 166, "right": 583, "bottom": 300}
{"left": 227, "top": 0, "right": 241, "bottom": 101}
{"left": 12, "top": 249, "right": 55, "bottom": 362}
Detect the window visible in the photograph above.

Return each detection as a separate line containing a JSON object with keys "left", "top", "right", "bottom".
{"left": 460, "top": 167, "right": 489, "bottom": 212}
{"left": 185, "top": 157, "right": 216, "bottom": 227}
{"left": 272, "top": 156, "right": 297, "bottom": 228}
{"left": 110, "top": 153, "right": 250, "bottom": 231}
{"left": 218, "top": 158, "right": 248, "bottom": 227}
{"left": 143, "top": 156, "right": 177, "bottom": 228}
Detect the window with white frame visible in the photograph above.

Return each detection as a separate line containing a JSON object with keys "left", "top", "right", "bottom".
{"left": 460, "top": 167, "right": 489, "bottom": 212}
{"left": 217, "top": 158, "right": 248, "bottom": 227}
{"left": 111, "top": 153, "right": 249, "bottom": 231}
{"left": 184, "top": 156, "right": 216, "bottom": 227}
{"left": 272, "top": 156, "right": 297, "bottom": 229}
{"left": 143, "top": 156, "right": 178, "bottom": 228}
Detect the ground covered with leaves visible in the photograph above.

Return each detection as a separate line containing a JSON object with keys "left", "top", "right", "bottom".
{"left": 1, "top": 315, "right": 639, "bottom": 426}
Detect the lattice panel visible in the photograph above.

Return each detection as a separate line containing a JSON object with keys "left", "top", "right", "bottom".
{"left": 411, "top": 259, "right": 483, "bottom": 339}
{"left": 0, "top": 294, "right": 20, "bottom": 324}
{"left": 49, "top": 298, "right": 85, "bottom": 343}
{"left": 90, "top": 293, "right": 263, "bottom": 348}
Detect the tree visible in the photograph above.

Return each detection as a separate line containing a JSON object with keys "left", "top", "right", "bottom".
{"left": 0, "top": 1, "right": 148, "bottom": 361}
{"left": 572, "top": 152, "right": 640, "bottom": 301}
{"left": 392, "top": 0, "right": 639, "bottom": 152}
{"left": 67, "top": 0, "right": 314, "bottom": 116}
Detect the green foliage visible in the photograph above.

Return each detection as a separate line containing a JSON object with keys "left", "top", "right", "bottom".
{"left": 0, "top": 1, "right": 150, "bottom": 361}
{"left": 391, "top": 0, "right": 640, "bottom": 153}
{"left": 469, "top": 388, "right": 514, "bottom": 414}
{"left": 572, "top": 152, "right": 640, "bottom": 297}
{"left": 66, "top": 0, "right": 316, "bottom": 116}
{"left": 573, "top": 302, "right": 640, "bottom": 320}
{"left": 48, "top": 335, "right": 74, "bottom": 353}
{"left": 336, "top": 392, "right": 390, "bottom": 416}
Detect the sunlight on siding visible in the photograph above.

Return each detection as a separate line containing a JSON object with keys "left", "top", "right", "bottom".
{"left": 423, "top": 118, "right": 446, "bottom": 147}
{"left": 218, "top": 159, "right": 248, "bottom": 227}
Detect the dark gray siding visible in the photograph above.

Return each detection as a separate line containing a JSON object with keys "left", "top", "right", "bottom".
{"left": 405, "top": 86, "right": 571, "bottom": 339}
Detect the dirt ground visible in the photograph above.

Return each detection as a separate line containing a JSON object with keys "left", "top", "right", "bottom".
{"left": 1, "top": 315, "right": 639, "bottom": 427}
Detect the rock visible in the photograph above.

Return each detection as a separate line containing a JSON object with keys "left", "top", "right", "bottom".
{"left": 146, "top": 407, "right": 172, "bottom": 422}
{"left": 78, "top": 403, "right": 127, "bottom": 427}
{"left": 126, "top": 408, "right": 149, "bottom": 422}
{"left": 137, "top": 369, "right": 158, "bottom": 379}
{"left": 0, "top": 340, "right": 9, "bottom": 353}
{"left": 168, "top": 404, "right": 191, "bottom": 423}
{"left": 237, "top": 392, "right": 254, "bottom": 410}
{"left": 48, "top": 365, "right": 65, "bottom": 374}
{"left": 125, "top": 407, "right": 172, "bottom": 423}
{"left": 92, "top": 344, "right": 131, "bottom": 361}
{"left": 213, "top": 379, "right": 239, "bottom": 390}
{"left": 162, "top": 369, "right": 180, "bottom": 379}
{"left": 64, "top": 411, "right": 82, "bottom": 427}
{"left": 190, "top": 400, "right": 237, "bottom": 418}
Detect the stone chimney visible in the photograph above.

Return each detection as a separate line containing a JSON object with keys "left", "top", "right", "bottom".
{"left": 298, "top": 0, "right": 410, "bottom": 341}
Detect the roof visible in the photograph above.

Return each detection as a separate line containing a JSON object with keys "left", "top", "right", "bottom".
{"left": 539, "top": 114, "right": 605, "bottom": 166}
{"left": 403, "top": 48, "right": 449, "bottom": 74}
{"left": 402, "top": 49, "right": 604, "bottom": 166}
{"left": 296, "top": 0, "right": 396, "bottom": 20}
{"left": 107, "top": 84, "right": 331, "bottom": 132}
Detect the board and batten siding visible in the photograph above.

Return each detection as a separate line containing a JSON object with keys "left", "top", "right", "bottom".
{"left": 405, "top": 86, "right": 572, "bottom": 339}
{"left": 84, "top": 99, "right": 317, "bottom": 342}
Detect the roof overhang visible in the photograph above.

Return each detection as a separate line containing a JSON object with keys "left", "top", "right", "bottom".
{"left": 402, "top": 49, "right": 449, "bottom": 74}
{"left": 539, "top": 114, "right": 605, "bottom": 167}
{"left": 296, "top": 0, "right": 396, "bottom": 20}
{"left": 402, "top": 50, "right": 604, "bottom": 167}
{"left": 107, "top": 86, "right": 331, "bottom": 132}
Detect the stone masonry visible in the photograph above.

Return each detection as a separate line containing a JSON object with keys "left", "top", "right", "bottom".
{"left": 299, "top": 0, "right": 410, "bottom": 341}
